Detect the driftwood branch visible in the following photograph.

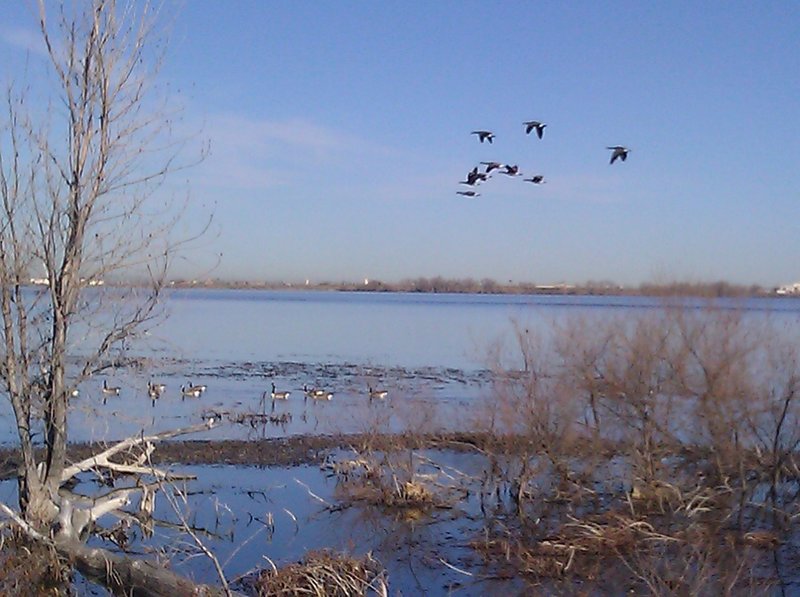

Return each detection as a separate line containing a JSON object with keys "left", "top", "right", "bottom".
{"left": 61, "top": 419, "right": 217, "bottom": 482}
{"left": 55, "top": 482, "right": 163, "bottom": 539}
{"left": 65, "top": 538, "right": 245, "bottom": 597}
{"left": 1, "top": 500, "right": 244, "bottom": 596}
{"left": 0, "top": 501, "right": 47, "bottom": 541}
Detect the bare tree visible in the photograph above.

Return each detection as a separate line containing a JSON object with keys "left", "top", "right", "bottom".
{"left": 0, "top": 1, "right": 225, "bottom": 593}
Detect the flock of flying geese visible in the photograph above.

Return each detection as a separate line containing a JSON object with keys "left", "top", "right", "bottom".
{"left": 99, "top": 378, "right": 388, "bottom": 408}
{"left": 456, "top": 120, "right": 630, "bottom": 197}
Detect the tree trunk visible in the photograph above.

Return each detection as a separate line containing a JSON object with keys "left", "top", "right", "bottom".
{"left": 61, "top": 539, "right": 244, "bottom": 597}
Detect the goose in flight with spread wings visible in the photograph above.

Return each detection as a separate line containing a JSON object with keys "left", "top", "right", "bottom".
{"left": 524, "top": 175, "right": 545, "bottom": 184}
{"left": 523, "top": 121, "right": 547, "bottom": 139}
{"left": 607, "top": 146, "right": 630, "bottom": 164}
{"left": 471, "top": 130, "right": 495, "bottom": 144}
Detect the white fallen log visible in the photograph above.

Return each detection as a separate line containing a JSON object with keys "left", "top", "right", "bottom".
{"left": 1, "top": 500, "right": 243, "bottom": 596}
{"left": 61, "top": 419, "right": 216, "bottom": 482}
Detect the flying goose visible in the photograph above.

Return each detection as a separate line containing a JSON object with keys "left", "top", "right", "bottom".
{"left": 460, "top": 167, "right": 487, "bottom": 186}
{"left": 524, "top": 175, "right": 545, "bottom": 184}
{"left": 480, "top": 161, "right": 503, "bottom": 174}
{"left": 501, "top": 164, "right": 520, "bottom": 176}
{"left": 523, "top": 121, "right": 547, "bottom": 138}
{"left": 607, "top": 146, "right": 630, "bottom": 164}
{"left": 456, "top": 190, "right": 480, "bottom": 197}
{"left": 368, "top": 386, "right": 388, "bottom": 400}
{"left": 471, "top": 130, "right": 495, "bottom": 144}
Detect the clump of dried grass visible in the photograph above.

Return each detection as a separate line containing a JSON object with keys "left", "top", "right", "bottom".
{"left": 326, "top": 450, "right": 460, "bottom": 512}
{"left": 550, "top": 513, "right": 679, "bottom": 554}
{"left": 337, "top": 473, "right": 443, "bottom": 510}
{"left": 249, "top": 550, "right": 388, "bottom": 597}
{"left": 0, "top": 531, "right": 70, "bottom": 595}
{"left": 473, "top": 512, "right": 683, "bottom": 583}
{"left": 470, "top": 537, "right": 568, "bottom": 578}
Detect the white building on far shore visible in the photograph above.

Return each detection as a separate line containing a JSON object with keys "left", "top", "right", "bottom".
{"left": 29, "top": 278, "right": 104, "bottom": 287}
{"left": 775, "top": 282, "right": 800, "bottom": 295}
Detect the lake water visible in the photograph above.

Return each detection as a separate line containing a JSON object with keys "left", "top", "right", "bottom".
{"left": 2, "top": 289, "right": 800, "bottom": 596}
{"left": 2, "top": 289, "right": 800, "bottom": 445}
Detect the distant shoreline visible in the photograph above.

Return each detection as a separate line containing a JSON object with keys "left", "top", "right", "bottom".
{"left": 24, "top": 277, "right": 793, "bottom": 298}
{"left": 161, "top": 278, "right": 783, "bottom": 299}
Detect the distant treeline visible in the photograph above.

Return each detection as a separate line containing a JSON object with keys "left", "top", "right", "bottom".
{"left": 165, "top": 277, "right": 773, "bottom": 298}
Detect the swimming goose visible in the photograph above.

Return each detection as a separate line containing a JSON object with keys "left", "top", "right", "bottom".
{"left": 270, "top": 382, "right": 290, "bottom": 400}
{"left": 607, "top": 146, "right": 630, "bottom": 164}
{"left": 184, "top": 380, "right": 207, "bottom": 393}
{"left": 102, "top": 380, "right": 120, "bottom": 404}
{"left": 181, "top": 382, "right": 204, "bottom": 399}
{"left": 471, "top": 130, "right": 495, "bottom": 144}
{"left": 368, "top": 386, "right": 388, "bottom": 400}
{"left": 147, "top": 380, "right": 165, "bottom": 405}
{"left": 523, "top": 121, "right": 547, "bottom": 138}
{"left": 303, "top": 385, "right": 332, "bottom": 400}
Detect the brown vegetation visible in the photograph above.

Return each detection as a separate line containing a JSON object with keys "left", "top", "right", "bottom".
{"left": 316, "top": 304, "right": 799, "bottom": 593}
{"left": 3, "top": 298, "right": 798, "bottom": 593}
{"left": 0, "top": 533, "right": 70, "bottom": 596}
{"left": 464, "top": 306, "right": 799, "bottom": 593}
{"left": 244, "top": 550, "right": 388, "bottom": 597}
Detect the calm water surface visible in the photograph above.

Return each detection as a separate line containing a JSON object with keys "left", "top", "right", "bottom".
{"left": 3, "top": 290, "right": 800, "bottom": 595}
{"left": 2, "top": 290, "right": 800, "bottom": 445}
{"left": 152, "top": 289, "right": 800, "bottom": 368}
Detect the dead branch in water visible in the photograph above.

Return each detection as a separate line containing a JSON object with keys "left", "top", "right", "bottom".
{"left": 61, "top": 420, "right": 217, "bottom": 482}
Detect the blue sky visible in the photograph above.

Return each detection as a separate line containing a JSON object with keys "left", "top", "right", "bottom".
{"left": 2, "top": 1, "right": 799, "bottom": 286}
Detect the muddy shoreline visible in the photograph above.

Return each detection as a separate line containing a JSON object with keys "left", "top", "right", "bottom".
{"left": 0, "top": 432, "right": 498, "bottom": 480}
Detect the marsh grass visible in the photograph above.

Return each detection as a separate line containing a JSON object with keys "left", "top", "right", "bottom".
{"left": 464, "top": 304, "right": 800, "bottom": 593}
{"left": 245, "top": 550, "right": 388, "bottom": 597}
{"left": 0, "top": 532, "right": 71, "bottom": 595}
{"left": 311, "top": 305, "right": 798, "bottom": 592}
{"left": 325, "top": 448, "right": 467, "bottom": 514}
{"left": 5, "top": 303, "right": 797, "bottom": 594}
